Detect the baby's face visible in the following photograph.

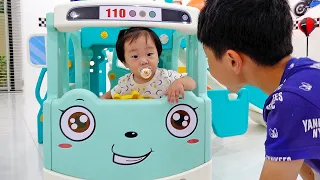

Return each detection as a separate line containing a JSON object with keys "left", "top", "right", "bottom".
{"left": 123, "top": 35, "right": 159, "bottom": 82}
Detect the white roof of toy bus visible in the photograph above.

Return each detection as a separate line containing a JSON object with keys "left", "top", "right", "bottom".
{"left": 53, "top": 0, "right": 199, "bottom": 34}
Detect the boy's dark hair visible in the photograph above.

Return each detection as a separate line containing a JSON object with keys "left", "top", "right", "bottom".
{"left": 197, "top": 0, "right": 293, "bottom": 66}
{"left": 116, "top": 27, "right": 162, "bottom": 63}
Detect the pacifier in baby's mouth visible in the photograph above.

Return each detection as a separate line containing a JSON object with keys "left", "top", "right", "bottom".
{"left": 140, "top": 66, "right": 152, "bottom": 79}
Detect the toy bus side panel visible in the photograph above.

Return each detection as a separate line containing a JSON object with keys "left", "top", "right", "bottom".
{"left": 43, "top": 99, "right": 53, "bottom": 169}
{"left": 202, "top": 94, "right": 212, "bottom": 162}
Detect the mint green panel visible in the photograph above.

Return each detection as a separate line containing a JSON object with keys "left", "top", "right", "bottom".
{"left": 244, "top": 85, "right": 267, "bottom": 109}
{"left": 43, "top": 99, "right": 53, "bottom": 169}
{"left": 208, "top": 88, "right": 249, "bottom": 137}
{"left": 89, "top": 46, "right": 106, "bottom": 96}
{"left": 201, "top": 94, "right": 212, "bottom": 162}
{"left": 44, "top": 12, "right": 59, "bottom": 169}
{"left": 50, "top": 89, "right": 209, "bottom": 180}
{"left": 81, "top": 27, "right": 174, "bottom": 50}
{"left": 81, "top": 27, "right": 123, "bottom": 48}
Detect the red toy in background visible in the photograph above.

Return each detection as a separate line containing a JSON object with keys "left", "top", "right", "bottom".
{"left": 298, "top": 17, "right": 316, "bottom": 56}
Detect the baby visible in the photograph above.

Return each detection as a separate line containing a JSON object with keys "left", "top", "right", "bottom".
{"left": 100, "top": 27, "right": 196, "bottom": 103}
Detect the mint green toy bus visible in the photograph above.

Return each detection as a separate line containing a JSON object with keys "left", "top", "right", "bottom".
{"left": 43, "top": 1, "right": 249, "bottom": 179}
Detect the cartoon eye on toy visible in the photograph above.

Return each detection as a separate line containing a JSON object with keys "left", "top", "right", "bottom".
{"left": 166, "top": 104, "right": 198, "bottom": 138}
{"left": 60, "top": 106, "right": 95, "bottom": 141}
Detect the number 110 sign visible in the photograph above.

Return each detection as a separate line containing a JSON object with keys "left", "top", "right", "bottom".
{"left": 99, "top": 6, "right": 162, "bottom": 21}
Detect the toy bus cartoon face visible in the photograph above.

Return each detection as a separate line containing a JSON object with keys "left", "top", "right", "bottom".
{"left": 49, "top": 89, "right": 209, "bottom": 179}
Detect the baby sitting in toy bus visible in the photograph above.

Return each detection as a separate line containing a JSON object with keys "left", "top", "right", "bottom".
{"left": 100, "top": 27, "right": 196, "bottom": 103}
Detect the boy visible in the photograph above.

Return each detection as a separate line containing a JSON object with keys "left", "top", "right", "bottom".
{"left": 197, "top": 0, "right": 320, "bottom": 179}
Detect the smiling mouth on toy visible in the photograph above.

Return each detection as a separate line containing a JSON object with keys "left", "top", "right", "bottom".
{"left": 112, "top": 144, "right": 153, "bottom": 165}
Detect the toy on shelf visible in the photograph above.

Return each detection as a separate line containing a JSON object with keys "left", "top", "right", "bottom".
{"left": 293, "top": 0, "right": 320, "bottom": 17}
{"left": 42, "top": 0, "right": 249, "bottom": 180}
{"left": 298, "top": 17, "right": 317, "bottom": 57}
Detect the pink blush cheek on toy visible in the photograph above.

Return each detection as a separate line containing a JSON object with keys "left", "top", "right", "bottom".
{"left": 59, "top": 143, "right": 72, "bottom": 148}
{"left": 187, "top": 139, "right": 199, "bottom": 144}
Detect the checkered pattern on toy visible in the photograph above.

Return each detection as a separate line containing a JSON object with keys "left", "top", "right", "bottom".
{"left": 293, "top": 17, "right": 320, "bottom": 30}
{"left": 39, "top": 18, "right": 46, "bottom": 27}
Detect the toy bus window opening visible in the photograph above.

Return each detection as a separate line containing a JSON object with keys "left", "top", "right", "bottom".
{"left": 56, "top": 28, "right": 202, "bottom": 100}
{"left": 100, "top": 33, "right": 200, "bottom": 100}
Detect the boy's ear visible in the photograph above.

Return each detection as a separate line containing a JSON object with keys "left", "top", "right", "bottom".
{"left": 226, "top": 50, "right": 243, "bottom": 75}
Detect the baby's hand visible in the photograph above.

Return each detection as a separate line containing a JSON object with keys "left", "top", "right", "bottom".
{"left": 165, "top": 80, "right": 185, "bottom": 104}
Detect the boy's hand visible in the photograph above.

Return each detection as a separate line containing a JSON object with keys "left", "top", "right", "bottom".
{"left": 165, "top": 80, "right": 185, "bottom": 104}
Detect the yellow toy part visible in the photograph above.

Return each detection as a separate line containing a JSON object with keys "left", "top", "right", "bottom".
{"left": 178, "top": 66, "right": 186, "bottom": 73}
{"left": 109, "top": 73, "right": 116, "bottom": 80}
{"left": 68, "top": 60, "right": 72, "bottom": 69}
{"left": 100, "top": 31, "right": 109, "bottom": 39}
{"left": 113, "top": 91, "right": 148, "bottom": 100}
{"left": 40, "top": 114, "right": 44, "bottom": 122}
